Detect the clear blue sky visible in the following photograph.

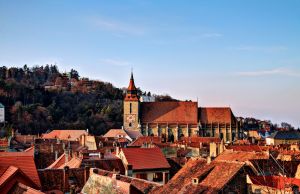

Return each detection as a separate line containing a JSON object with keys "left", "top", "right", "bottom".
{"left": 0, "top": 0, "right": 299, "bottom": 127}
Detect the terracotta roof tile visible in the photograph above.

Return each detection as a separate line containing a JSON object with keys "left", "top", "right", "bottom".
{"left": 103, "top": 129, "right": 128, "bottom": 138}
{"left": 58, "top": 157, "right": 82, "bottom": 169}
{"left": 129, "top": 136, "right": 162, "bottom": 147}
{"left": 249, "top": 176, "right": 300, "bottom": 189}
{"left": 153, "top": 158, "right": 244, "bottom": 194}
{"left": 121, "top": 148, "right": 170, "bottom": 170}
{"left": 46, "top": 153, "right": 69, "bottom": 169}
{"left": 199, "top": 107, "right": 236, "bottom": 124}
{"left": 215, "top": 150, "right": 269, "bottom": 162}
{"left": 179, "top": 137, "right": 221, "bottom": 144}
{"left": 0, "top": 152, "right": 41, "bottom": 187}
{"left": 141, "top": 101, "right": 198, "bottom": 123}
{"left": 226, "top": 145, "right": 269, "bottom": 152}
{"left": 42, "top": 130, "right": 87, "bottom": 141}
{"left": 0, "top": 166, "right": 18, "bottom": 186}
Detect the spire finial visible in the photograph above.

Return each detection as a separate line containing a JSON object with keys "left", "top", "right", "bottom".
{"left": 130, "top": 67, "right": 134, "bottom": 80}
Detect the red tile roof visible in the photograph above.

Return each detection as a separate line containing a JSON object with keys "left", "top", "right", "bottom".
{"left": 0, "top": 166, "right": 18, "bottom": 186}
{"left": 226, "top": 145, "right": 269, "bottom": 152}
{"left": 24, "top": 146, "right": 35, "bottom": 154}
{"left": 199, "top": 107, "right": 236, "bottom": 124}
{"left": 46, "top": 153, "right": 70, "bottom": 169}
{"left": 120, "top": 148, "right": 170, "bottom": 170}
{"left": 153, "top": 159, "right": 245, "bottom": 194}
{"left": 103, "top": 129, "right": 128, "bottom": 138}
{"left": 179, "top": 136, "right": 221, "bottom": 144}
{"left": 249, "top": 176, "right": 300, "bottom": 189}
{"left": 42, "top": 130, "right": 87, "bottom": 141}
{"left": 215, "top": 150, "right": 269, "bottom": 162}
{"left": 0, "top": 152, "right": 41, "bottom": 188}
{"left": 141, "top": 101, "right": 198, "bottom": 123}
{"left": 124, "top": 73, "right": 139, "bottom": 101}
{"left": 129, "top": 136, "right": 162, "bottom": 147}
{"left": 58, "top": 157, "right": 82, "bottom": 169}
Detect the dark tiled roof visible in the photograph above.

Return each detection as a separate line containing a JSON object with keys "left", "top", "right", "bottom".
{"left": 269, "top": 131, "right": 300, "bottom": 140}
{"left": 199, "top": 107, "right": 236, "bottom": 124}
{"left": 141, "top": 101, "right": 198, "bottom": 124}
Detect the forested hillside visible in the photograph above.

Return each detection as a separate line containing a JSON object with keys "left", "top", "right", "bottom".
{"left": 0, "top": 65, "right": 124, "bottom": 135}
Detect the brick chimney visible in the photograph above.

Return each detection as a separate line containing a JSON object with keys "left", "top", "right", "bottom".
{"left": 63, "top": 166, "right": 70, "bottom": 192}
{"left": 55, "top": 150, "right": 58, "bottom": 160}
{"left": 64, "top": 149, "right": 69, "bottom": 164}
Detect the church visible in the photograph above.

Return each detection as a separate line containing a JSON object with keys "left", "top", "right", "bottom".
{"left": 123, "top": 73, "right": 241, "bottom": 142}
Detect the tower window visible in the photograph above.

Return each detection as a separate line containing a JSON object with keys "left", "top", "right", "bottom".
{"left": 130, "top": 103, "right": 132, "bottom": 114}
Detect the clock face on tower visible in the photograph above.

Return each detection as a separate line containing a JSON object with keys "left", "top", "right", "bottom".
{"left": 126, "top": 114, "right": 136, "bottom": 123}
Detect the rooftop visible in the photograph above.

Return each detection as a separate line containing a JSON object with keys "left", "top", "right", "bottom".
{"left": 120, "top": 148, "right": 170, "bottom": 171}
{"left": 42, "top": 130, "right": 87, "bottom": 141}
{"left": 153, "top": 158, "right": 245, "bottom": 194}
{"left": 141, "top": 101, "right": 198, "bottom": 124}
{"left": 0, "top": 152, "right": 41, "bottom": 188}
{"left": 199, "top": 107, "right": 236, "bottom": 124}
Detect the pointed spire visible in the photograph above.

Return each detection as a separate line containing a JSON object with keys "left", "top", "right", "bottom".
{"left": 125, "top": 71, "right": 139, "bottom": 101}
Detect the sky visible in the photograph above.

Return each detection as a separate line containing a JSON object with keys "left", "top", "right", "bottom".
{"left": 0, "top": 0, "right": 299, "bottom": 127}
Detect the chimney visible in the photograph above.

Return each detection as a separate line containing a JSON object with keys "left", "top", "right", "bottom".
{"left": 63, "top": 166, "right": 70, "bottom": 192}
{"left": 65, "top": 149, "right": 69, "bottom": 164}
{"left": 116, "top": 146, "right": 120, "bottom": 155}
{"left": 84, "top": 166, "right": 90, "bottom": 183}
{"left": 207, "top": 156, "right": 212, "bottom": 164}
{"left": 55, "top": 150, "right": 58, "bottom": 160}
{"left": 126, "top": 164, "right": 133, "bottom": 177}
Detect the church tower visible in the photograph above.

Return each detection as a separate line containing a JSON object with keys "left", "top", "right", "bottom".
{"left": 123, "top": 72, "right": 140, "bottom": 130}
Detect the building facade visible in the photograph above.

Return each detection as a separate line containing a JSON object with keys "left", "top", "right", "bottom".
{"left": 123, "top": 73, "right": 241, "bottom": 142}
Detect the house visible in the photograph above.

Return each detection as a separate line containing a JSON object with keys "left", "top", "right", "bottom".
{"left": 103, "top": 128, "right": 142, "bottom": 142}
{"left": 152, "top": 158, "right": 249, "bottom": 194}
{"left": 128, "top": 136, "right": 162, "bottom": 147}
{"left": 248, "top": 175, "right": 300, "bottom": 194}
{"left": 117, "top": 148, "right": 170, "bottom": 184}
{"left": 81, "top": 168, "right": 161, "bottom": 194}
{"left": 266, "top": 131, "right": 300, "bottom": 145}
{"left": 0, "top": 152, "right": 41, "bottom": 193}
{"left": 42, "top": 129, "right": 88, "bottom": 142}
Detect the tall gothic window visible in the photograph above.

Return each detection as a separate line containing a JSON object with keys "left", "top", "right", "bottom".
{"left": 130, "top": 103, "right": 132, "bottom": 114}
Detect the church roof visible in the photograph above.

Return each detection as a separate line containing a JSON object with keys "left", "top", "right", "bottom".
{"left": 199, "top": 107, "right": 236, "bottom": 124}
{"left": 141, "top": 101, "right": 198, "bottom": 124}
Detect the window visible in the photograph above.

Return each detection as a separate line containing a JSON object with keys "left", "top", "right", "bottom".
{"left": 129, "top": 123, "right": 132, "bottom": 127}
{"left": 136, "top": 173, "right": 147, "bottom": 180}
{"left": 153, "top": 172, "right": 163, "bottom": 182}
{"left": 130, "top": 103, "right": 132, "bottom": 113}
{"left": 254, "top": 189, "right": 261, "bottom": 194}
